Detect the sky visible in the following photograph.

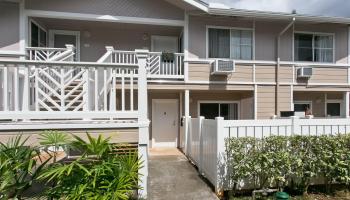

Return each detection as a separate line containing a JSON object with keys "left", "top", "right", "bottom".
{"left": 202, "top": 0, "right": 350, "bottom": 18}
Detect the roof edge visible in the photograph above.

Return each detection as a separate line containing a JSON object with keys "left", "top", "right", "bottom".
{"left": 182, "top": 0, "right": 350, "bottom": 24}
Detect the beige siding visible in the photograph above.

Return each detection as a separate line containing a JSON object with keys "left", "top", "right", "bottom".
{"left": 0, "top": 2, "right": 19, "bottom": 52}
{"left": 302, "top": 68, "right": 348, "bottom": 84}
{"left": 25, "top": 0, "right": 184, "bottom": 20}
{"left": 255, "top": 66, "right": 276, "bottom": 82}
{"left": 278, "top": 86, "right": 292, "bottom": 112}
{"left": 188, "top": 63, "right": 253, "bottom": 82}
{"left": 257, "top": 86, "right": 275, "bottom": 119}
{"left": 0, "top": 129, "right": 138, "bottom": 146}
{"left": 280, "top": 66, "right": 293, "bottom": 83}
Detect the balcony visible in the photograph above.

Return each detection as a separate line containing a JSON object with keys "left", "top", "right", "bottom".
{"left": 26, "top": 46, "right": 184, "bottom": 80}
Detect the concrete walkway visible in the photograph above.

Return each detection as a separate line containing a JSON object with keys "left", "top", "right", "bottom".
{"left": 148, "top": 148, "right": 219, "bottom": 200}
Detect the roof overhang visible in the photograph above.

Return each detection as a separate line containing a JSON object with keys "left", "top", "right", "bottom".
{"left": 182, "top": 0, "right": 350, "bottom": 24}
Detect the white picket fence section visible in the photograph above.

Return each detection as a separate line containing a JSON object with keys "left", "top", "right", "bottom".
{"left": 185, "top": 116, "right": 350, "bottom": 193}
{"left": 0, "top": 53, "right": 146, "bottom": 123}
{"left": 98, "top": 47, "right": 184, "bottom": 79}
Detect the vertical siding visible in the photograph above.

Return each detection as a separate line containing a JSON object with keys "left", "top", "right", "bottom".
{"left": 257, "top": 86, "right": 276, "bottom": 119}
{"left": 25, "top": 0, "right": 184, "bottom": 20}
{"left": 0, "top": 2, "right": 19, "bottom": 52}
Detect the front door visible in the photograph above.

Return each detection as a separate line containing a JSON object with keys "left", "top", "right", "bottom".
{"left": 152, "top": 99, "right": 179, "bottom": 147}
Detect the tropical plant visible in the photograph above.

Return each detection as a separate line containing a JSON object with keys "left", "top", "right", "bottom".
{"left": 0, "top": 135, "right": 50, "bottom": 199}
{"left": 38, "top": 133, "right": 141, "bottom": 200}
{"left": 39, "top": 130, "right": 71, "bottom": 163}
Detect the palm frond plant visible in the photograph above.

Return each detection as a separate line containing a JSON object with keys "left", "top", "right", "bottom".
{"left": 38, "top": 133, "right": 142, "bottom": 200}
{"left": 0, "top": 135, "right": 50, "bottom": 199}
{"left": 39, "top": 130, "right": 71, "bottom": 163}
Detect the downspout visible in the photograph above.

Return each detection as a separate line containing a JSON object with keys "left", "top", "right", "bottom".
{"left": 276, "top": 17, "right": 295, "bottom": 116}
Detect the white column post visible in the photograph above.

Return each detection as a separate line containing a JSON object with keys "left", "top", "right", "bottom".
{"left": 254, "top": 85, "right": 257, "bottom": 119}
{"left": 343, "top": 92, "right": 349, "bottom": 118}
{"left": 22, "top": 65, "right": 30, "bottom": 111}
{"left": 83, "top": 67, "right": 90, "bottom": 112}
{"left": 184, "top": 89, "right": 190, "bottom": 154}
{"left": 184, "top": 13, "right": 189, "bottom": 82}
{"left": 215, "top": 117, "right": 225, "bottom": 195}
{"left": 136, "top": 49, "right": 149, "bottom": 199}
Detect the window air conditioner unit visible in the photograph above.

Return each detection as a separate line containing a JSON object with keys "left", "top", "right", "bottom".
{"left": 211, "top": 59, "right": 235, "bottom": 75}
{"left": 297, "top": 67, "right": 313, "bottom": 78}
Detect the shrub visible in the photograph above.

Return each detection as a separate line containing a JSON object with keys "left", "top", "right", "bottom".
{"left": 0, "top": 135, "right": 49, "bottom": 199}
{"left": 226, "top": 133, "right": 350, "bottom": 194}
{"left": 38, "top": 133, "right": 141, "bottom": 200}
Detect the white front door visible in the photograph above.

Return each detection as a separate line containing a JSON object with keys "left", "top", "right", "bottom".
{"left": 152, "top": 99, "right": 179, "bottom": 147}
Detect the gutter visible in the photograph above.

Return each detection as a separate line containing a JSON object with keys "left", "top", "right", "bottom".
{"left": 208, "top": 8, "right": 350, "bottom": 24}
{"left": 276, "top": 17, "right": 295, "bottom": 116}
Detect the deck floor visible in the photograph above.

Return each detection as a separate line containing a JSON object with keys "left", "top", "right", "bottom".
{"left": 148, "top": 148, "right": 219, "bottom": 200}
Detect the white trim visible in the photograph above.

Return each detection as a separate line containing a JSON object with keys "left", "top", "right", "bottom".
{"left": 150, "top": 36, "right": 179, "bottom": 52}
{"left": 197, "top": 100, "right": 241, "bottom": 119}
{"left": 0, "top": 51, "right": 26, "bottom": 57}
{"left": 206, "top": 25, "right": 255, "bottom": 60}
{"left": 294, "top": 31, "right": 335, "bottom": 63}
{"left": 184, "top": 13, "right": 189, "bottom": 82}
{"left": 49, "top": 30, "right": 80, "bottom": 61}
{"left": 182, "top": 0, "right": 208, "bottom": 12}
{"left": 24, "top": 9, "right": 185, "bottom": 27}
{"left": 19, "top": 0, "right": 26, "bottom": 56}
{"left": 151, "top": 99, "right": 179, "bottom": 148}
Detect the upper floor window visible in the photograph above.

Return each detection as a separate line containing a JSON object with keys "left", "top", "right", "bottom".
{"left": 208, "top": 28, "right": 253, "bottom": 60}
{"left": 30, "top": 21, "right": 47, "bottom": 47}
{"left": 294, "top": 33, "right": 334, "bottom": 63}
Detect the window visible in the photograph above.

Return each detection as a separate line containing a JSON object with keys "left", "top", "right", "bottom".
{"left": 327, "top": 102, "right": 341, "bottom": 117}
{"left": 294, "top": 33, "right": 334, "bottom": 63}
{"left": 208, "top": 28, "right": 253, "bottom": 60}
{"left": 294, "top": 102, "right": 312, "bottom": 112}
{"left": 199, "top": 102, "right": 239, "bottom": 120}
{"left": 30, "top": 21, "right": 47, "bottom": 47}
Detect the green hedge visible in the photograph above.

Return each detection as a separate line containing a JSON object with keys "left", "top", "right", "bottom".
{"left": 225, "top": 134, "right": 350, "bottom": 194}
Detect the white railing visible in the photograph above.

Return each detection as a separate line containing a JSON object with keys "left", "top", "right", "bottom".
{"left": 98, "top": 47, "right": 184, "bottom": 79}
{"left": 26, "top": 45, "right": 75, "bottom": 61}
{"left": 0, "top": 59, "right": 141, "bottom": 121}
{"left": 185, "top": 116, "right": 350, "bottom": 193}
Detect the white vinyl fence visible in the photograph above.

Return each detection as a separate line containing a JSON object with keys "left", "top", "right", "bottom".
{"left": 185, "top": 116, "right": 350, "bottom": 193}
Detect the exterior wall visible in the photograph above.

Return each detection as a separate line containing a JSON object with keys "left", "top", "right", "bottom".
{"left": 189, "top": 91, "right": 254, "bottom": 120}
{"left": 35, "top": 18, "right": 182, "bottom": 61}
{"left": 294, "top": 91, "right": 344, "bottom": 118}
{"left": 188, "top": 63, "right": 253, "bottom": 82}
{"left": 188, "top": 15, "right": 349, "bottom": 63}
{"left": 295, "top": 67, "right": 348, "bottom": 84}
{"left": 257, "top": 86, "right": 276, "bottom": 119}
{"left": 257, "top": 85, "right": 292, "bottom": 119}
{"left": 0, "top": 129, "right": 138, "bottom": 146}
{"left": 0, "top": 2, "right": 20, "bottom": 52}
{"left": 25, "top": 0, "right": 184, "bottom": 20}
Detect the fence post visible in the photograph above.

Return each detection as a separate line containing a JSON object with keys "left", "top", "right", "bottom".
{"left": 215, "top": 117, "right": 225, "bottom": 196}
{"left": 135, "top": 49, "right": 149, "bottom": 199}
{"left": 185, "top": 116, "right": 192, "bottom": 156}
{"left": 291, "top": 116, "right": 300, "bottom": 135}
{"left": 198, "top": 116, "right": 204, "bottom": 174}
